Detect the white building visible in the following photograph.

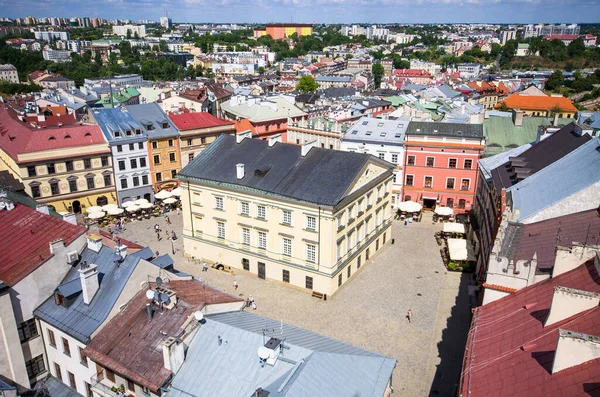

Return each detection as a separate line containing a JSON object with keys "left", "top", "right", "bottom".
{"left": 409, "top": 60, "right": 441, "bottom": 77}
{"left": 160, "top": 16, "right": 172, "bottom": 29}
{"left": 340, "top": 116, "right": 409, "bottom": 208}
{"left": 457, "top": 63, "right": 482, "bottom": 80}
{"left": 500, "top": 30, "right": 517, "bottom": 45}
{"left": 42, "top": 50, "right": 72, "bottom": 62}
{"left": 0, "top": 64, "right": 19, "bottom": 84}
{"left": 34, "top": 31, "right": 69, "bottom": 42}
{"left": 112, "top": 24, "right": 147, "bottom": 38}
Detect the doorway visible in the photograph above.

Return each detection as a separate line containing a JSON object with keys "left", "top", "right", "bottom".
{"left": 423, "top": 198, "right": 436, "bottom": 209}
{"left": 96, "top": 196, "right": 108, "bottom": 206}
{"left": 72, "top": 200, "right": 81, "bottom": 214}
{"left": 258, "top": 262, "right": 266, "bottom": 279}
{"left": 144, "top": 193, "right": 151, "bottom": 202}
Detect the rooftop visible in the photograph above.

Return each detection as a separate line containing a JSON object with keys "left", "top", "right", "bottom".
{"left": 500, "top": 92, "right": 578, "bottom": 113}
{"left": 168, "top": 111, "right": 233, "bottom": 131}
{"left": 405, "top": 121, "right": 484, "bottom": 138}
{"left": 92, "top": 107, "right": 147, "bottom": 143}
{"left": 178, "top": 134, "right": 392, "bottom": 208}
{"left": 125, "top": 103, "right": 179, "bottom": 139}
{"left": 222, "top": 96, "right": 307, "bottom": 123}
{"left": 343, "top": 116, "right": 408, "bottom": 145}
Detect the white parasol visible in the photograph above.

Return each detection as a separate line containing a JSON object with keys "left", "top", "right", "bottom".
{"left": 154, "top": 190, "right": 172, "bottom": 199}
{"left": 397, "top": 200, "right": 423, "bottom": 213}
{"left": 163, "top": 197, "right": 177, "bottom": 204}
{"left": 87, "top": 211, "right": 106, "bottom": 219}
{"left": 102, "top": 203, "right": 118, "bottom": 211}
{"left": 134, "top": 198, "right": 149, "bottom": 205}
{"left": 122, "top": 201, "right": 136, "bottom": 207}
{"left": 126, "top": 205, "right": 141, "bottom": 212}
{"left": 86, "top": 206, "right": 103, "bottom": 214}
{"left": 171, "top": 187, "right": 182, "bottom": 196}
{"left": 434, "top": 206, "right": 454, "bottom": 216}
{"left": 139, "top": 202, "right": 154, "bottom": 209}
{"left": 107, "top": 207, "right": 124, "bottom": 216}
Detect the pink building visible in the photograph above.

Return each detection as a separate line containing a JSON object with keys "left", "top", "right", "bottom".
{"left": 402, "top": 122, "right": 485, "bottom": 214}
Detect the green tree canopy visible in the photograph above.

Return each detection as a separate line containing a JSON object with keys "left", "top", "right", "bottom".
{"left": 372, "top": 63, "right": 384, "bottom": 88}
{"left": 296, "top": 75, "right": 318, "bottom": 93}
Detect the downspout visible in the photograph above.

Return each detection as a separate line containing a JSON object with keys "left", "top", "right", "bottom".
{"left": 187, "top": 180, "right": 194, "bottom": 238}
{"left": 317, "top": 206, "right": 321, "bottom": 272}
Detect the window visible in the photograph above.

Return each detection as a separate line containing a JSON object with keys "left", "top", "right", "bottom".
{"left": 446, "top": 178, "right": 455, "bottom": 190}
{"left": 377, "top": 122, "right": 384, "bottom": 127}
{"left": 215, "top": 197, "right": 223, "bottom": 210}
{"left": 217, "top": 222, "right": 225, "bottom": 239}
{"left": 405, "top": 175, "right": 414, "bottom": 186}
{"left": 338, "top": 273, "right": 343, "bottom": 287}
{"left": 127, "top": 379, "right": 135, "bottom": 392}
{"left": 242, "top": 228, "right": 250, "bottom": 245}
{"left": 84, "top": 159, "right": 91, "bottom": 169}
{"left": 121, "top": 179, "right": 128, "bottom": 189}
{"left": 306, "top": 244, "right": 316, "bottom": 263}
{"left": 116, "top": 145, "right": 123, "bottom": 153}
{"left": 305, "top": 276, "right": 313, "bottom": 289}
{"left": 17, "top": 319, "right": 38, "bottom": 342}
{"left": 464, "top": 159, "right": 473, "bottom": 169}
{"left": 106, "top": 368, "right": 116, "bottom": 383}
{"left": 391, "top": 154, "right": 398, "bottom": 164}
{"left": 240, "top": 202, "right": 249, "bottom": 215}
{"left": 129, "top": 143, "right": 134, "bottom": 151}
{"left": 156, "top": 172, "right": 162, "bottom": 182}
{"left": 48, "top": 329, "right": 56, "bottom": 347}
{"left": 365, "top": 130, "right": 372, "bottom": 136}
{"left": 337, "top": 214, "right": 343, "bottom": 228}
{"left": 54, "top": 362, "right": 62, "bottom": 380}
{"left": 142, "top": 175, "right": 148, "bottom": 185}
{"left": 130, "top": 159, "right": 137, "bottom": 169}
{"left": 393, "top": 173, "right": 397, "bottom": 183}
{"left": 424, "top": 176, "right": 433, "bottom": 188}
{"left": 426, "top": 157, "right": 434, "bottom": 167}
{"left": 50, "top": 182, "right": 59, "bottom": 195}
{"left": 168, "top": 139, "right": 174, "bottom": 147}
{"left": 283, "top": 238, "right": 292, "bottom": 256}
{"left": 101, "top": 156, "right": 109, "bottom": 167}
{"left": 133, "top": 176, "right": 139, "bottom": 187}
{"left": 27, "top": 165, "right": 36, "bottom": 177}
{"left": 258, "top": 232, "right": 267, "bottom": 249}
{"left": 31, "top": 185, "right": 41, "bottom": 198}
{"left": 306, "top": 215, "right": 316, "bottom": 231}
{"left": 357, "top": 254, "right": 362, "bottom": 269}
{"left": 118, "top": 160, "right": 126, "bottom": 171}
{"left": 153, "top": 155, "right": 160, "bottom": 165}
{"left": 152, "top": 141, "right": 158, "bottom": 149}
{"left": 242, "top": 258, "right": 250, "bottom": 271}
{"left": 446, "top": 198, "right": 454, "bottom": 208}
{"left": 337, "top": 240, "right": 343, "bottom": 260}
{"left": 169, "top": 152, "right": 176, "bottom": 162}
{"left": 185, "top": 138, "right": 192, "bottom": 146}
{"left": 407, "top": 155, "right": 415, "bottom": 166}
{"left": 201, "top": 137, "right": 207, "bottom": 144}
{"left": 171, "top": 170, "right": 177, "bottom": 178}
{"left": 104, "top": 174, "right": 112, "bottom": 186}
{"left": 347, "top": 265, "right": 351, "bottom": 278}
{"left": 461, "top": 179, "right": 470, "bottom": 191}
{"left": 126, "top": 130, "right": 132, "bottom": 137}
{"left": 282, "top": 210, "right": 292, "bottom": 225}
{"left": 68, "top": 372, "right": 76, "bottom": 388}
{"left": 26, "top": 355, "right": 45, "bottom": 379}
{"left": 378, "top": 153, "right": 385, "bottom": 160}
{"left": 188, "top": 153, "right": 194, "bottom": 162}
{"left": 282, "top": 269, "right": 290, "bottom": 283}
{"left": 62, "top": 337, "right": 70, "bottom": 356}
{"left": 65, "top": 161, "right": 74, "bottom": 172}
{"left": 257, "top": 205, "right": 266, "bottom": 219}
{"left": 138, "top": 142, "right": 144, "bottom": 150}
{"left": 79, "top": 347, "right": 88, "bottom": 367}
{"left": 86, "top": 382, "right": 93, "bottom": 397}
{"left": 449, "top": 158, "right": 457, "bottom": 169}
{"left": 86, "top": 176, "right": 95, "bottom": 189}
{"left": 47, "top": 163, "right": 56, "bottom": 174}
{"left": 140, "top": 157, "right": 146, "bottom": 167}
{"left": 458, "top": 199, "right": 466, "bottom": 209}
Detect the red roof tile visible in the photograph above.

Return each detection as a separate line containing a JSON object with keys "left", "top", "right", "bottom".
{"left": 482, "top": 283, "right": 518, "bottom": 293}
{"left": 499, "top": 93, "right": 578, "bottom": 113}
{"left": 83, "top": 280, "right": 243, "bottom": 392}
{"left": 459, "top": 259, "right": 600, "bottom": 397}
{"left": 392, "top": 69, "right": 432, "bottom": 78}
{"left": 168, "top": 111, "right": 233, "bottom": 131}
{"left": 0, "top": 204, "right": 86, "bottom": 286}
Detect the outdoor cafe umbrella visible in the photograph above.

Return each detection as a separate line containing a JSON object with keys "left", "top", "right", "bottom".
{"left": 86, "top": 206, "right": 103, "bottom": 214}
{"left": 126, "top": 205, "right": 141, "bottom": 212}
{"left": 163, "top": 197, "right": 177, "bottom": 204}
{"left": 102, "top": 203, "right": 119, "bottom": 211}
{"left": 154, "top": 190, "right": 172, "bottom": 200}
{"left": 434, "top": 206, "right": 454, "bottom": 216}
{"left": 139, "top": 202, "right": 154, "bottom": 209}
{"left": 122, "top": 201, "right": 136, "bottom": 207}
{"left": 134, "top": 198, "right": 149, "bottom": 205}
{"left": 171, "top": 187, "right": 182, "bottom": 197}
{"left": 107, "top": 207, "right": 124, "bottom": 216}
{"left": 397, "top": 200, "right": 423, "bottom": 213}
{"left": 87, "top": 211, "right": 106, "bottom": 220}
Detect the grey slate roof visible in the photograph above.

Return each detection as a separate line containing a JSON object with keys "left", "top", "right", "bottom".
{"left": 0, "top": 379, "right": 15, "bottom": 391}
{"left": 178, "top": 134, "right": 392, "bottom": 207}
{"left": 406, "top": 121, "right": 484, "bottom": 138}
{"left": 92, "top": 107, "right": 147, "bottom": 144}
{"left": 131, "top": 246, "right": 154, "bottom": 260}
{"left": 479, "top": 144, "right": 532, "bottom": 180}
{"left": 34, "top": 246, "right": 141, "bottom": 344}
{"left": 315, "top": 76, "right": 351, "bottom": 83}
{"left": 37, "top": 376, "right": 81, "bottom": 397}
{"left": 166, "top": 311, "right": 395, "bottom": 397}
{"left": 509, "top": 137, "right": 600, "bottom": 222}
{"left": 125, "top": 103, "right": 179, "bottom": 140}
{"left": 151, "top": 254, "right": 173, "bottom": 269}
{"left": 343, "top": 116, "right": 408, "bottom": 146}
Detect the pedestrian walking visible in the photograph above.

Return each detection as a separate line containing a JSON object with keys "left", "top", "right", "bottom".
{"left": 177, "top": 208, "right": 181, "bottom": 216}
{"left": 154, "top": 224, "right": 159, "bottom": 232}
{"left": 233, "top": 280, "right": 238, "bottom": 290}
{"left": 165, "top": 230, "right": 170, "bottom": 240}
{"left": 249, "top": 295, "right": 254, "bottom": 303}
{"left": 407, "top": 309, "right": 413, "bottom": 323}
{"left": 156, "top": 231, "right": 161, "bottom": 241}
{"left": 202, "top": 262, "right": 208, "bottom": 272}
{"left": 155, "top": 250, "right": 160, "bottom": 257}
{"left": 251, "top": 301, "right": 257, "bottom": 310}
{"left": 171, "top": 231, "right": 177, "bottom": 240}
{"left": 166, "top": 216, "right": 171, "bottom": 225}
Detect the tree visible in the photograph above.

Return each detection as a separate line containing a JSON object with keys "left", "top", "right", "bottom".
{"left": 296, "top": 75, "right": 318, "bottom": 93}
{"left": 126, "top": 29, "right": 132, "bottom": 39}
{"left": 159, "top": 40, "right": 168, "bottom": 52}
{"left": 258, "top": 66, "right": 265, "bottom": 75}
{"left": 134, "top": 32, "right": 139, "bottom": 40}
{"left": 545, "top": 70, "right": 564, "bottom": 91}
{"left": 567, "top": 37, "right": 586, "bottom": 58}
{"left": 372, "top": 63, "right": 384, "bottom": 88}
{"left": 497, "top": 101, "right": 509, "bottom": 112}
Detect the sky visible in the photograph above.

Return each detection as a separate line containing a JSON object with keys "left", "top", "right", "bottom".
{"left": 1, "top": 0, "right": 599, "bottom": 24}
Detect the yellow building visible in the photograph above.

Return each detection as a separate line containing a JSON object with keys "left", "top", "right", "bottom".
{"left": 0, "top": 104, "right": 115, "bottom": 214}
{"left": 178, "top": 133, "right": 394, "bottom": 297}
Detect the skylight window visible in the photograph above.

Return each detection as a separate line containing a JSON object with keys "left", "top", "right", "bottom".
{"left": 380, "top": 132, "right": 386, "bottom": 137}
{"left": 362, "top": 121, "right": 368, "bottom": 125}
{"left": 377, "top": 122, "right": 384, "bottom": 127}
{"left": 366, "top": 131, "right": 372, "bottom": 136}
{"left": 351, "top": 130, "right": 358, "bottom": 135}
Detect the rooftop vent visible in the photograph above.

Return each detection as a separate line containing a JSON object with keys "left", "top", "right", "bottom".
{"left": 545, "top": 286, "right": 600, "bottom": 327}
{"left": 254, "top": 166, "right": 271, "bottom": 177}
{"left": 236, "top": 163, "right": 245, "bottom": 180}
{"left": 552, "top": 329, "right": 600, "bottom": 374}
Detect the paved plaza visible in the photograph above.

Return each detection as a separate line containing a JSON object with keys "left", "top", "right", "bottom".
{"left": 107, "top": 210, "right": 472, "bottom": 397}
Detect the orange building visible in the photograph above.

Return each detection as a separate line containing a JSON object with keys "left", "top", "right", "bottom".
{"left": 253, "top": 24, "right": 313, "bottom": 40}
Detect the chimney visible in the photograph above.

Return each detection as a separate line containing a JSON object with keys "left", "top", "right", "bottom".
{"left": 545, "top": 286, "right": 600, "bottom": 327}
{"left": 553, "top": 113, "right": 559, "bottom": 126}
{"left": 551, "top": 329, "right": 600, "bottom": 374}
{"left": 301, "top": 140, "right": 317, "bottom": 157}
{"left": 36, "top": 204, "right": 50, "bottom": 215}
{"left": 268, "top": 133, "right": 282, "bottom": 147}
{"left": 61, "top": 212, "right": 77, "bottom": 225}
{"left": 512, "top": 109, "right": 523, "bottom": 126}
{"left": 87, "top": 234, "right": 103, "bottom": 253}
{"left": 484, "top": 109, "right": 490, "bottom": 119}
{"left": 49, "top": 238, "right": 65, "bottom": 255}
{"left": 236, "top": 163, "right": 245, "bottom": 179}
{"left": 236, "top": 130, "right": 252, "bottom": 143}
{"left": 115, "top": 244, "right": 127, "bottom": 259}
{"left": 161, "top": 337, "right": 185, "bottom": 373}
{"left": 79, "top": 263, "right": 99, "bottom": 304}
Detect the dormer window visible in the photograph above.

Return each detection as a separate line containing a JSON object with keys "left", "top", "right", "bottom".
{"left": 125, "top": 130, "right": 132, "bottom": 136}
{"left": 135, "top": 129, "right": 141, "bottom": 135}
{"left": 162, "top": 122, "right": 169, "bottom": 129}
{"left": 114, "top": 131, "right": 121, "bottom": 137}
{"left": 146, "top": 124, "right": 154, "bottom": 131}
{"left": 54, "top": 291, "right": 65, "bottom": 307}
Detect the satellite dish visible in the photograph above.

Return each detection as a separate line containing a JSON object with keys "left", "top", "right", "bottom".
{"left": 194, "top": 311, "right": 203, "bottom": 321}
{"left": 160, "top": 293, "right": 170, "bottom": 304}
{"left": 258, "top": 346, "right": 270, "bottom": 360}
{"left": 156, "top": 277, "right": 163, "bottom": 285}
{"left": 145, "top": 290, "right": 154, "bottom": 299}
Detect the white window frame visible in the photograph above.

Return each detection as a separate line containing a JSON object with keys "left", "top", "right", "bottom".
{"left": 391, "top": 153, "right": 398, "bottom": 164}
{"left": 257, "top": 205, "right": 266, "bottom": 219}
{"left": 461, "top": 178, "right": 471, "bottom": 191}
{"left": 306, "top": 244, "right": 316, "bottom": 263}
{"left": 258, "top": 231, "right": 267, "bottom": 249}
{"left": 282, "top": 210, "right": 292, "bottom": 225}
{"left": 426, "top": 156, "right": 435, "bottom": 167}
{"left": 448, "top": 158, "right": 458, "bottom": 169}
{"left": 405, "top": 174, "right": 414, "bottom": 186}
{"left": 240, "top": 201, "right": 249, "bottom": 215}
{"left": 217, "top": 221, "right": 225, "bottom": 239}
{"left": 337, "top": 240, "right": 343, "bottom": 260}
{"left": 424, "top": 175, "right": 433, "bottom": 188}
{"left": 407, "top": 155, "right": 416, "bottom": 166}
{"left": 242, "top": 227, "right": 250, "bottom": 245}
{"left": 446, "top": 177, "right": 456, "bottom": 190}
{"left": 215, "top": 196, "right": 223, "bottom": 210}
{"left": 464, "top": 159, "right": 473, "bottom": 169}
{"left": 306, "top": 215, "right": 316, "bottom": 231}
{"left": 282, "top": 238, "right": 292, "bottom": 256}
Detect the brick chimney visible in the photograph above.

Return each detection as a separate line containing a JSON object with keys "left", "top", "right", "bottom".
{"left": 552, "top": 329, "right": 600, "bottom": 374}
{"left": 87, "top": 234, "right": 103, "bottom": 253}
{"left": 79, "top": 263, "right": 99, "bottom": 305}
{"left": 161, "top": 337, "right": 185, "bottom": 373}
{"left": 545, "top": 286, "right": 600, "bottom": 327}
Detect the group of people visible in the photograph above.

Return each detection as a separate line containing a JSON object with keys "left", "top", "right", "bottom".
{"left": 154, "top": 223, "right": 177, "bottom": 241}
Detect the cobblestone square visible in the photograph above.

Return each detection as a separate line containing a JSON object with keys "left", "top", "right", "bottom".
{"left": 108, "top": 210, "right": 472, "bottom": 396}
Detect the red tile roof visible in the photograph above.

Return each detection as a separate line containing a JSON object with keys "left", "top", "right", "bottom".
{"left": 22, "top": 113, "right": 78, "bottom": 128}
{"left": 168, "top": 111, "right": 234, "bottom": 131}
{"left": 0, "top": 203, "right": 86, "bottom": 286}
{"left": 459, "top": 259, "right": 600, "bottom": 397}
{"left": 83, "top": 280, "right": 243, "bottom": 392}
{"left": 393, "top": 69, "right": 431, "bottom": 78}
{"left": 482, "top": 283, "right": 517, "bottom": 293}
{"left": 500, "top": 93, "right": 578, "bottom": 112}
{"left": 544, "top": 35, "right": 580, "bottom": 41}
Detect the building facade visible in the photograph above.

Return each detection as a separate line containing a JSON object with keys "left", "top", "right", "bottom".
{"left": 0, "top": 64, "right": 19, "bottom": 84}
{"left": 287, "top": 117, "right": 347, "bottom": 150}
{"left": 402, "top": 121, "right": 485, "bottom": 214}
{"left": 253, "top": 24, "right": 313, "bottom": 40}
{"left": 179, "top": 134, "right": 394, "bottom": 297}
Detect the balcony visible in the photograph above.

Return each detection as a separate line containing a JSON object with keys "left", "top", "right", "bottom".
{"left": 91, "top": 373, "right": 127, "bottom": 397}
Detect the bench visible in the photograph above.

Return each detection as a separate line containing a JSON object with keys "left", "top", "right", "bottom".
{"left": 211, "top": 262, "right": 234, "bottom": 273}
{"left": 311, "top": 291, "right": 325, "bottom": 299}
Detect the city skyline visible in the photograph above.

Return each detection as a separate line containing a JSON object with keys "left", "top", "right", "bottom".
{"left": 1, "top": 0, "right": 599, "bottom": 25}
